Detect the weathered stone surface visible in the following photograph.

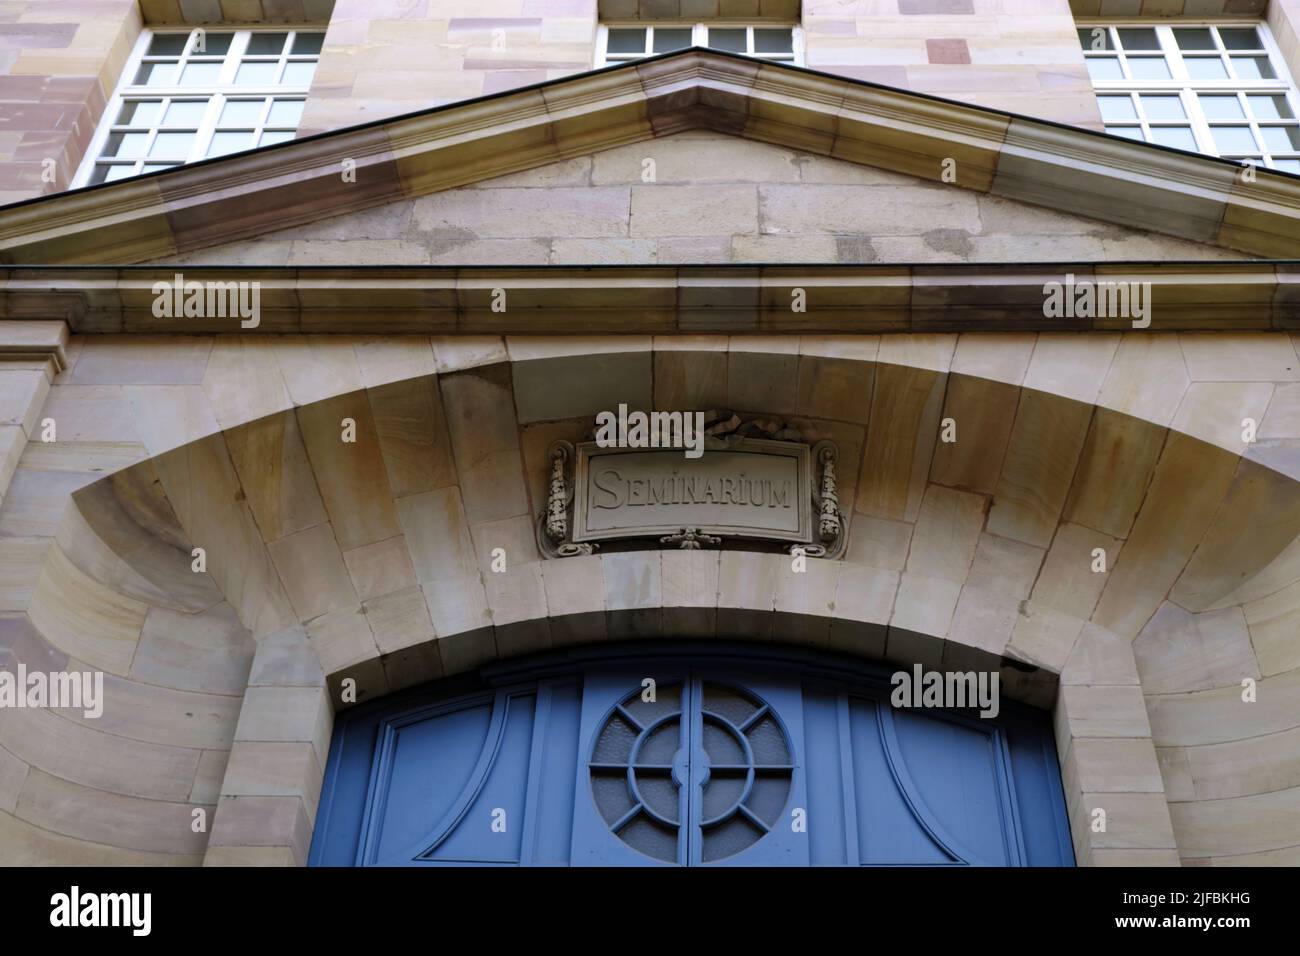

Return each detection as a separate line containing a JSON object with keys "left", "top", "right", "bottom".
{"left": 343, "top": 535, "right": 418, "bottom": 604}
{"left": 929, "top": 375, "right": 1018, "bottom": 494}
{"left": 856, "top": 364, "right": 945, "bottom": 521}
{"left": 1063, "top": 409, "right": 1164, "bottom": 540}
{"left": 297, "top": 393, "right": 402, "bottom": 550}
{"left": 131, "top": 603, "right": 254, "bottom": 696}
{"left": 988, "top": 391, "right": 1091, "bottom": 548}
{"left": 225, "top": 411, "right": 329, "bottom": 543}
{"left": 368, "top": 376, "right": 458, "bottom": 497}
{"left": 267, "top": 523, "right": 359, "bottom": 623}
{"left": 1092, "top": 434, "right": 1238, "bottom": 639}
{"left": 1134, "top": 603, "right": 1260, "bottom": 696}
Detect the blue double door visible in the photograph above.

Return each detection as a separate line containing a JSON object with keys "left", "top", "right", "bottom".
{"left": 310, "top": 648, "right": 1074, "bottom": 866}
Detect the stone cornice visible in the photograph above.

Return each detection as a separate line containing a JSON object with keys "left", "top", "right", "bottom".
{"left": 0, "top": 264, "right": 1291, "bottom": 333}
{"left": 0, "top": 319, "right": 69, "bottom": 370}
{"left": 1, "top": 50, "right": 1299, "bottom": 265}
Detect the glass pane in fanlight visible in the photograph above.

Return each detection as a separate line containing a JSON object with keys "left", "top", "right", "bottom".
{"left": 179, "top": 62, "right": 222, "bottom": 85}
{"left": 266, "top": 99, "right": 304, "bottom": 127}
{"left": 1184, "top": 56, "right": 1228, "bottom": 79}
{"left": 1117, "top": 28, "right": 1159, "bottom": 51}
{"left": 259, "top": 130, "right": 295, "bottom": 146}
{"left": 162, "top": 99, "right": 209, "bottom": 126}
{"left": 1128, "top": 56, "right": 1172, "bottom": 79}
{"left": 281, "top": 61, "right": 316, "bottom": 85}
{"left": 116, "top": 100, "right": 162, "bottom": 127}
{"left": 149, "top": 131, "right": 194, "bottom": 158}
{"left": 207, "top": 131, "right": 253, "bottom": 157}
{"left": 1105, "top": 126, "right": 1145, "bottom": 141}
{"left": 1199, "top": 94, "right": 1245, "bottom": 120}
{"left": 219, "top": 99, "right": 265, "bottom": 127}
{"left": 1247, "top": 94, "right": 1294, "bottom": 120}
{"left": 292, "top": 33, "right": 325, "bottom": 55}
{"left": 97, "top": 164, "right": 138, "bottom": 184}
{"left": 1173, "top": 28, "right": 1214, "bottom": 51}
{"left": 135, "top": 61, "right": 177, "bottom": 86}
{"left": 708, "top": 28, "right": 746, "bottom": 53}
{"left": 1140, "top": 94, "right": 1185, "bottom": 120}
{"left": 1077, "top": 27, "right": 1113, "bottom": 52}
{"left": 1149, "top": 126, "right": 1197, "bottom": 150}
{"left": 192, "top": 32, "right": 233, "bottom": 55}
{"left": 1098, "top": 95, "right": 1137, "bottom": 121}
{"left": 652, "top": 28, "right": 692, "bottom": 52}
{"left": 1210, "top": 125, "right": 1259, "bottom": 152}
{"left": 606, "top": 29, "right": 646, "bottom": 54}
{"left": 1261, "top": 126, "right": 1300, "bottom": 152}
{"left": 235, "top": 61, "right": 279, "bottom": 85}
{"left": 1231, "top": 56, "right": 1275, "bottom": 80}
{"left": 247, "top": 33, "right": 289, "bottom": 55}
{"left": 1219, "top": 27, "right": 1261, "bottom": 50}
{"left": 1086, "top": 57, "right": 1123, "bottom": 80}
{"left": 754, "top": 28, "right": 793, "bottom": 54}
{"left": 147, "top": 34, "right": 188, "bottom": 56}
{"left": 105, "top": 131, "right": 150, "bottom": 158}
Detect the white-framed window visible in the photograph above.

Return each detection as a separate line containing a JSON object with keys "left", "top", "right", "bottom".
{"left": 74, "top": 27, "right": 325, "bottom": 187}
{"left": 596, "top": 23, "right": 804, "bottom": 67}
{"left": 1077, "top": 21, "right": 1300, "bottom": 173}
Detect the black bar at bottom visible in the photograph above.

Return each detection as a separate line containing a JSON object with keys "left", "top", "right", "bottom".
{"left": 0, "top": 866, "right": 1284, "bottom": 943}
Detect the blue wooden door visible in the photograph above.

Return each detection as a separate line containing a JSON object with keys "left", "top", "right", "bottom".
{"left": 308, "top": 648, "right": 1074, "bottom": 867}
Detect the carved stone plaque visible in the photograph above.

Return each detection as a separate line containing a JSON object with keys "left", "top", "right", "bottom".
{"left": 572, "top": 438, "right": 812, "bottom": 544}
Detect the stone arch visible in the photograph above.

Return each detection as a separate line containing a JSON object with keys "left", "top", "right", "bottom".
{"left": 5, "top": 333, "right": 1300, "bottom": 866}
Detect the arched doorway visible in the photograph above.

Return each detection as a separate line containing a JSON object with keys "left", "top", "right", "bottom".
{"left": 310, "top": 643, "right": 1073, "bottom": 866}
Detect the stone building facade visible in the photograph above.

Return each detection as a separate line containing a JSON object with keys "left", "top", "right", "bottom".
{"left": 0, "top": 0, "right": 1298, "bottom": 866}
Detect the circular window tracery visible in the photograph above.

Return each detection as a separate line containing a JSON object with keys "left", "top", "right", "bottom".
{"left": 589, "top": 681, "right": 793, "bottom": 863}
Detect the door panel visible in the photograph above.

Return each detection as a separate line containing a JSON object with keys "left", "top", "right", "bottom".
{"left": 309, "top": 647, "right": 1075, "bottom": 867}
{"left": 688, "top": 672, "right": 808, "bottom": 867}
{"left": 879, "top": 705, "right": 1016, "bottom": 865}
{"left": 848, "top": 697, "right": 957, "bottom": 865}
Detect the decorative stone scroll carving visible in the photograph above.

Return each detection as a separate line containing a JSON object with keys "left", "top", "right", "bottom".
{"left": 801, "top": 439, "right": 846, "bottom": 560}
{"left": 536, "top": 440, "right": 596, "bottom": 559}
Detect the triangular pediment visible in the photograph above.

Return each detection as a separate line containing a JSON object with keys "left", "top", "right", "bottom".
{"left": 164, "top": 130, "right": 1249, "bottom": 267}
{"left": 1, "top": 49, "right": 1298, "bottom": 265}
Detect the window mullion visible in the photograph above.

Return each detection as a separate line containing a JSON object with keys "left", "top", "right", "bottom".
{"left": 216, "top": 31, "right": 245, "bottom": 86}
{"left": 1162, "top": 26, "right": 1190, "bottom": 81}
{"left": 192, "top": 94, "right": 224, "bottom": 163}
{"left": 1184, "top": 89, "right": 1217, "bottom": 157}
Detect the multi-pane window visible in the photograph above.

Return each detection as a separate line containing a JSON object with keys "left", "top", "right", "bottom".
{"left": 1078, "top": 23, "right": 1300, "bottom": 172}
{"left": 597, "top": 24, "right": 802, "bottom": 67}
{"left": 77, "top": 28, "right": 324, "bottom": 186}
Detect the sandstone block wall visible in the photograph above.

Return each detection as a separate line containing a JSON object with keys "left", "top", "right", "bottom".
{"left": 0, "top": 0, "right": 141, "bottom": 204}
{"left": 802, "top": 0, "right": 1102, "bottom": 130}
{"left": 167, "top": 132, "right": 1244, "bottom": 267}
{"left": 0, "top": 330, "right": 1297, "bottom": 865}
